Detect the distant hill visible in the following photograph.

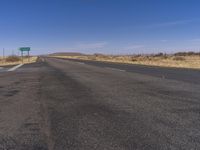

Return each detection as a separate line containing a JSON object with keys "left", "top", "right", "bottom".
{"left": 49, "top": 52, "right": 86, "bottom": 56}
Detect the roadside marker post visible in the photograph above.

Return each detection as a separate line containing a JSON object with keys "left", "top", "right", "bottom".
{"left": 2, "top": 48, "right": 5, "bottom": 64}
{"left": 19, "top": 47, "right": 31, "bottom": 63}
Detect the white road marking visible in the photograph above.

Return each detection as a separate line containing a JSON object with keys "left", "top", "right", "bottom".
{"left": 105, "top": 67, "right": 126, "bottom": 72}
{"left": 8, "top": 64, "right": 24, "bottom": 72}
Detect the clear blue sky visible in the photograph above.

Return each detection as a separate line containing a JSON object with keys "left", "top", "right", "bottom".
{"left": 1, "top": 0, "right": 200, "bottom": 55}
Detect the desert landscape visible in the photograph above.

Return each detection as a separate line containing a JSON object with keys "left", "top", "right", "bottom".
{"left": 0, "top": 55, "right": 38, "bottom": 66}
{"left": 1, "top": 0, "right": 200, "bottom": 149}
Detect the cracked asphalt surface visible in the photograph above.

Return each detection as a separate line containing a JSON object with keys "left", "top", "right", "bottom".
{"left": 0, "top": 57, "right": 200, "bottom": 150}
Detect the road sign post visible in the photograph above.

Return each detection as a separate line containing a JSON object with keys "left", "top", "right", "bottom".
{"left": 19, "top": 47, "right": 31, "bottom": 63}
{"left": 2, "top": 48, "right": 5, "bottom": 64}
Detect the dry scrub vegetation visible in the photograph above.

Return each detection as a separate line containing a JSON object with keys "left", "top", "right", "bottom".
{"left": 52, "top": 52, "right": 200, "bottom": 69}
{"left": 0, "top": 56, "right": 38, "bottom": 66}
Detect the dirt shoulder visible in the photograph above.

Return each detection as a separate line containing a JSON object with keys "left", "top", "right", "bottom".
{"left": 0, "top": 56, "right": 38, "bottom": 67}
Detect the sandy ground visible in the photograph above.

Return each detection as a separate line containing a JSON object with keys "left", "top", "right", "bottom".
{"left": 0, "top": 57, "right": 38, "bottom": 66}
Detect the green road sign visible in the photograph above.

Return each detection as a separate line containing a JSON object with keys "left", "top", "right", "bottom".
{"left": 19, "top": 47, "right": 31, "bottom": 52}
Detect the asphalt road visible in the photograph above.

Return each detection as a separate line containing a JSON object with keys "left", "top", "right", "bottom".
{"left": 0, "top": 57, "right": 200, "bottom": 150}
{"left": 61, "top": 58, "right": 200, "bottom": 84}
{"left": 0, "top": 65, "right": 15, "bottom": 72}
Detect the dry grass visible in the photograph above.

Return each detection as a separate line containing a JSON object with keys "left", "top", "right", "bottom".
{"left": 0, "top": 56, "right": 38, "bottom": 66}
{"left": 52, "top": 54, "right": 200, "bottom": 69}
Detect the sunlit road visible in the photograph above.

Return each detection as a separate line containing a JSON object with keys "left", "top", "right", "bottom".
{"left": 0, "top": 57, "right": 200, "bottom": 150}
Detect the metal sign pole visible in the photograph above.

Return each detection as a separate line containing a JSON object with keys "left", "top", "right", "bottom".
{"left": 19, "top": 47, "right": 31, "bottom": 64}
{"left": 21, "top": 51, "right": 23, "bottom": 64}
{"left": 3, "top": 48, "right": 5, "bottom": 63}
{"left": 28, "top": 50, "right": 30, "bottom": 62}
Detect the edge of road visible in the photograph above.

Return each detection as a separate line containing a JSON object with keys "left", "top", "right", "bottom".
{"left": 47, "top": 57, "right": 200, "bottom": 84}
{"left": 50, "top": 57, "right": 200, "bottom": 72}
{"left": 8, "top": 64, "right": 24, "bottom": 72}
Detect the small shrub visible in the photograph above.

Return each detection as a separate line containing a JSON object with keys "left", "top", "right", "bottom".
{"left": 134, "top": 54, "right": 142, "bottom": 58}
{"left": 160, "top": 55, "right": 168, "bottom": 59}
{"left": 174, "top": 51, "right": 199, "bottom": 56}
{"left": 173, "top": 56, "right": 186, "bottom": 61}
{"left": 6, "top": 56, "right": 21, "bottom": 62}
{"left": 145, "top": 56, "right": 153, "bottom": 61}
{"left": 131, "top": 57, "right": 138, "bottom": 62}
{"left": 153, "top": 53, "right": 164, "bottom": 57}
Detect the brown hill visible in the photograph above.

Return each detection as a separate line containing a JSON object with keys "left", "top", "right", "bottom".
{"left": 49, "top": 52, "right": 85, "bottom": 56}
